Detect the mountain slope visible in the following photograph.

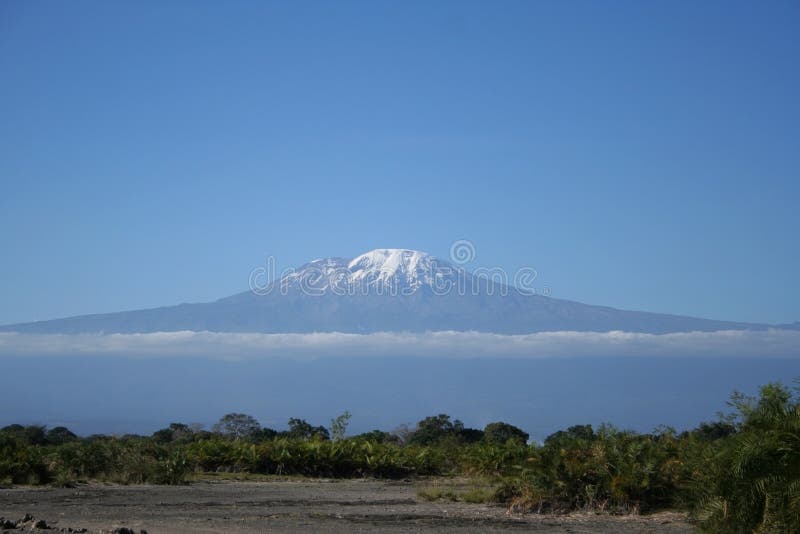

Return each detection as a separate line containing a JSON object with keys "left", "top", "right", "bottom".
{"left": 0, "top": 248, "right": 779, "bottom": 335}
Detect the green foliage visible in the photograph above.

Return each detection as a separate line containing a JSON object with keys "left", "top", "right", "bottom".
{"left": 680, "top": 421, "right": 736, "bottom": 442}
{"left": 46, "top": 426, "right": 78, "bottom": 445}
{"left": 352, "top": 429, "right": 399, "bottom": 444}
{"left": 484, "top": 422, "right": 529, "bottom": 445}
{"left": 157, "top": 449, "right": 189, "bottom": 485}
{"left": 254, "top": 427, "right": 279, "bottom": 441}
{"left": 1, "top": 424, "right": 48, "bottom": 446}
{"left": 0, "top": 381, "right": 797, "bottom": 533}
{"left": 459, "top": 428, "right": 485, "bottom": 444}
{"left": 417, "top": 486, "right": 459, "bottom": 501}
{"left": 286, "top": 418, "right": 330, "bottom": 440}
{"left": 459, "top": 486, "right": 496, "bottom": 503}
{"left": 407, "top": 414, "right": 484, "bottom": 446}
{"left": 687, "top": 383, "right": 800, "bottom": 533}
{"left": 330, "top": 411, "right": 352, "bottom": 442}
{"left": 212, "top": 413, "right": 261, "bottom": 439}
{"left": 0, "top": 432, "right": 50, "bottom": 484}
{"left": 408, "top": 414, "right": 460, "bottom": 445}
{"left": 460, "top": 440, "right": 529, "bottom": 477}
{"left": 543, "top": 424, "right": 595, "bottom": 448}
{"left": 417, "top": 484, "right": 495, "bottom": 503}
{"left": 494, "top": 424, "right": 683, "bottom": 514}
{"left": 152, "top": 422, "right": 195, "bottom": 444}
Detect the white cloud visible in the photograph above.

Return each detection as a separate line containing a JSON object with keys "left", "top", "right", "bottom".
{"left": 0, "top": 329, "right": 798, "bottom": 359}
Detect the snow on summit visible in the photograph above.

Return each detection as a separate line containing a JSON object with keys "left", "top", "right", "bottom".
{"left": 282, "top": 249, "right": 451, "bottom": 294}
{"left": 348, "top": 248, "right": 430, "bottom": 273}
{"left": 348, "top": 249, "right": 439, "bottom": 289}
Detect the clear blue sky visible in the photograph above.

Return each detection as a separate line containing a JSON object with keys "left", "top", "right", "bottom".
{"left": 1, "top": 0, "right": 798, "bottom": 325}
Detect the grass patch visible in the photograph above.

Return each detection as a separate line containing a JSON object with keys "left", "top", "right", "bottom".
{"left": 459, "top": 487, "right": 495, "bottom": 503}
{"left": 417, "top": 487, "right": 459, "bottom": 501}
{"left": 417, "top": 482, "right": 496, "bottom": 503}
{"left": 189, "top": 471, "right": 311, "bottom": 482}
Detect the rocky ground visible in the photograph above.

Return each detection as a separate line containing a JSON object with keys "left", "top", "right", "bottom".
{"left": 0, "top": 478, "right": 695, "bottom": 533}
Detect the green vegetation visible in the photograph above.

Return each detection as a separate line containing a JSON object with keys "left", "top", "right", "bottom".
{"left": 685, "top": 383, "right": 800, "bottom": 532}
{"left": 416, "top": 481, "right": 496, "bottom": 503}
{"left": 1, "top": 381, "right": 798, "bottom": 533}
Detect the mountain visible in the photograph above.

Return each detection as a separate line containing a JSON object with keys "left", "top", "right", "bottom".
{"left": 0, "top": 248, "right": 782, "bottom": 335}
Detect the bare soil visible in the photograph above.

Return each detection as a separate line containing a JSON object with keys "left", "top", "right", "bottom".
{"left": 0, "top": 478, "right": 695, "bottom": 533}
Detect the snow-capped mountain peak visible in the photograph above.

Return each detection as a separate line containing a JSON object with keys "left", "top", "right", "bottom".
{"left": 348, "top": 249, "right": 440, "bottom": 289}
{"left": 1, "top": 247, "right": 780, "bottom": 335}
{"left": 281, "top": 249, "right": 453, "bottom": 294}
{"left": 348, "top": 248, "right": 429, "bottom": 272}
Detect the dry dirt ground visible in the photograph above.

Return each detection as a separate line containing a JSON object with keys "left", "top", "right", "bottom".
{"left": 0, "top": 478, "right": 696, "bottom": 533}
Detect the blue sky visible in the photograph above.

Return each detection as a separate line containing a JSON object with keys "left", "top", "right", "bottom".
{"left": 1, "top": 0, "right": 798, "bottom": 325}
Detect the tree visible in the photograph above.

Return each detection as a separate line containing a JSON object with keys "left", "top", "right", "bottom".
{"left": 46, "top": 426, "right": 78, "bottom": 445}
{"left": 484, "top": 422, "right": 529, "bottom": 445}
{"left": 330, "top": 411, "right": 352, "bottom": 442}
{"left": 152, "top": 423, "right": 194, "bottom": 443}
{"left": 389, "top": 423, "right": 415, "bottom": 445}
{"left": 353, "top": 429, "right": 400, "bottom": 444}
{"left": 213, "top": 413, "right": 261, "bottom": 439}
{"left": 680, "top": 420, "right": 736, "bottom": 441}
{"left": 287, "top": 418, "right": 329, "bottom": 440}
{"left": 544, "top": 424, "right": 595, "bottom": 448}
{"left": 408, "top": 414, "right": 465, "bottom": 445}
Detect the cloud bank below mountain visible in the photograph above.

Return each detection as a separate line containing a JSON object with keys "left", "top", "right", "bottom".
{"left": 0, "top": 329, "right": 798, "bottom": 360}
